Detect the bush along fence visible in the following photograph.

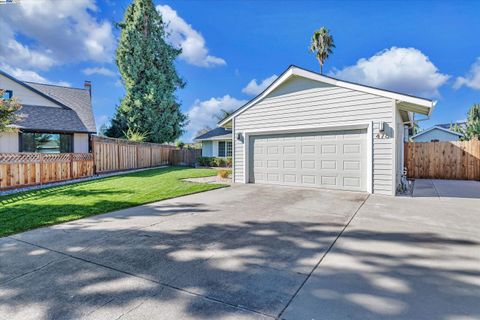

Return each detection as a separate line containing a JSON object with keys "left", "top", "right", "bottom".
{"left": 0, "top": 136, "right": 201, "bottom": 190}
{"left": 404, "top": 140, "right": 480, "bottom": 180}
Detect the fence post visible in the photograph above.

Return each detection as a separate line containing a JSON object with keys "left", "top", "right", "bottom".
{"left": 69, "top": 153, "right": 74, "bottom": 179}
{"left": 136, "top": 144, "right": 139, "bottom": 168}
{"left": 117, "top": 141, "right": 121, "bottom": 171}
{"left": 91, "top": 135, "right": 97, "bottom": 175}
{"left": 39, "top": 153, "right": 44, "bottom": 185}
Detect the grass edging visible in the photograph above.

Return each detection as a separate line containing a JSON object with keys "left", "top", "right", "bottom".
{"left": 0, "top": 166, "right": 227, "bottom": 237}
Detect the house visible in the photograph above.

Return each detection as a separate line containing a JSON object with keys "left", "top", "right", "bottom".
{"left": 0, "top": 70, "right": 96, "bottom": 153}
{"left": 411, "top": 123, "right": 464, "bottom": 142}
{"left": 194, "top": 127, "right": 232, "bottom": 158}
{"left": 218, "top": 65, "right": 435, "bottom": 196}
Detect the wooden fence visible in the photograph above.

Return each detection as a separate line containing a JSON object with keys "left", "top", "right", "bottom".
{"left": 404, "top": 140, "right": 480, "bottom": 180}
{"left": 92, "top": 136, "right": 174, "bottom": 173}
{"left": 92, "top": 136, "right": 201, "bottom": 173}
{"left": 0, "top": 136, "right": 202, "bottom": 190}
{"left": 0, "top": 153, "right": 94, "bottom": 190}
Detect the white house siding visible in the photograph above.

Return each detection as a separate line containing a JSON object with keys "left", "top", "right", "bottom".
{"left": 202, "top": 141, "right": 213, "bottom": 157}
{"left": 0, "top": 132, "right": 19, "bottom": 152}
{"left": 233, "top": 76, "right": 396, "bottom": 195}
{"left": 0, "top": 74, "right": 61, "bottom": 108}
{"left": 412, "top": 128, "right": 461, "bottom": 142}
{"left": 73, "top": 133, "right": 89, "bottom": 153}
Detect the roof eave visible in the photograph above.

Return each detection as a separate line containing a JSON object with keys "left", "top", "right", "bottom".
{"left": 195, "top": 136, "right": 232, "bottom": 142}
{"left": 0, "top": 70, "right": 72, "bottom": 110}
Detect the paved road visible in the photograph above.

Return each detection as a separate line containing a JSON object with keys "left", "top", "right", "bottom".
{"left": 1, "top": 180, "right": 479, "bottom": 319}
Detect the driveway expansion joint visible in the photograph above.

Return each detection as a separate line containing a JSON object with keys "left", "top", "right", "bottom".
{"left": 276, "top": 194, "right": 370, "bottom": 319}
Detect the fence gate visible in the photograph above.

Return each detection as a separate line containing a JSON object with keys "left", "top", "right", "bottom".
{"left": 404, "top": 141, "right": 480, "bottom": 180}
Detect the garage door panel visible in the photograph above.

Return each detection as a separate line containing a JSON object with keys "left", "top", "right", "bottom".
{"left": 249, "top": 129, "right": 366, "bottom": 191}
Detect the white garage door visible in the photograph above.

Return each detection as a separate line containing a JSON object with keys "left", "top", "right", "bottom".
{"left": 249, "top": 129, "right": 367, "bottom": 191}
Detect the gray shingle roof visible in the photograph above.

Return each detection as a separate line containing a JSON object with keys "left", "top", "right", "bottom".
{"left": 24, "top": 82, "right": 96, "bottom": 133}
{"left": 194, "top": 127, "right": 232, "bottom": 141}
{"left": 13, "top": 105, "right": 89, "bottom": 133}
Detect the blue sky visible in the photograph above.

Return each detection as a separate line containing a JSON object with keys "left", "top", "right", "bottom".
{"left": 1, "top": 0, "right": 479, "bottom": 141}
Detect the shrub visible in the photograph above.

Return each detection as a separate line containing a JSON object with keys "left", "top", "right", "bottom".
{"left": 196, "top": 157, "right": 211, "bottom": 167}
{"left": 226, "top": 157, "right": 232, "bottom": 168}
{"left": 218, "top": 169, "right": 231, "bottom": 179}
{"left": 215, "top": 158, "right": 226, "bottom": 167}
{"left": 123, "top": 128, "right": 147, "bottom": 142}
{"left": 196, "top": 157, "right": 229, "bottom": 167}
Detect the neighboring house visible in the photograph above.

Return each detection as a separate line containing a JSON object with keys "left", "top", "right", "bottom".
{"left": 411, "top": 125, "right": 464, "bottom": 142}
{"left": 219, "top": 65, "right": 435, "bottom": 196}
{"left": 0, "top": 70, "right": 96, "bottom": 153}
{"left": 194, "top": 127, "right": 232, "bottom": 158}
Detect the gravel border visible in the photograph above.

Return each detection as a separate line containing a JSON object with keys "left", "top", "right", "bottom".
{"left": 0, "top": 166, "right": 169, "bottom": 196}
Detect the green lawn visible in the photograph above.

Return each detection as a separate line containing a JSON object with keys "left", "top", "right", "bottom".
{"left": 0, "top": 167, "right": 226, "bottom": 237}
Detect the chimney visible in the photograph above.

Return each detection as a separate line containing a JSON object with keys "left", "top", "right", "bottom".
{"left": 84, "top": 80, "right": 92, "bottom": 97}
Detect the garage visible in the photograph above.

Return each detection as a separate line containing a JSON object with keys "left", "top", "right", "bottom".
{"left": 249, "top": 129, "right": 367, "bottom": 191}
{"left": 219, "top": 66, "right": 435, "bottom": 195}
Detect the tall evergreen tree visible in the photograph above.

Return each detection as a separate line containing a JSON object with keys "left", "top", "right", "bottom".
{"left": 106, "top": 0, "right": 186, "bottom": 143}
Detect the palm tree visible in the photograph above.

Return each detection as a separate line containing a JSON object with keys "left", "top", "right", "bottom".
{"left": 310, "top": 27, "right": 335, "bottom": 74}
{"left": 215, "top": 108, "right": 233, "bottom": 121}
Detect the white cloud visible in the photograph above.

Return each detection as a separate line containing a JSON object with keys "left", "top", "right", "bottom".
{"left": 1, "top": 64, "right": 70, "bottom": 87}
{"left": 242, "top": 75, "right": 278, "bottom": 96}
{"left": 454, "top": 58, "right": 480, "bottom": 90}
{"left": 330, "top": 47, "right": 449, "bottom": 98}
{"left": 96, "top": 114, "right": 110, "bottom": 132}
{"left": 156, "top": 5, "right": 226, "bottom": 67}
{"left": 83, "top": 67, "right": 117, "bottom": 77}
{"left": 0, "top": 0, "right": 115, "bottom": 70}
{"left": 184, "top": 95, "right": 247, "bottom": 141}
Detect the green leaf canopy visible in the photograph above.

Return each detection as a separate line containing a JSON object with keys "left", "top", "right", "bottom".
{"left": 107, "top": 0, "right": 186, "bottom": 143}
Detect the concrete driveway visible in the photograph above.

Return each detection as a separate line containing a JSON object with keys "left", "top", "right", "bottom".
{"left": 1, "top": 181, "right": 479, "bottom": 320}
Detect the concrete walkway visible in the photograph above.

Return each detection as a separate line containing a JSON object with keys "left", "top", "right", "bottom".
{"left": 413, "top": 179, "right": 480, "bottom": 199}
{"left": 1, "top": 181, "right": 479, "bottom": 319}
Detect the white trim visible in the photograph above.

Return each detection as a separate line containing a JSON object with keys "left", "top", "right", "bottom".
{"left": 219, "top": 66, "right": 435, "bottom": 126}
{"left": 231, "top": 119, "right": 235, "bottom": 182}
{"left": 392, "top": 100, "right": 398, "bottom": 196}
{"left": 366, "top": 122, "right": 373, "bottom": 194}
{"left": 195, "top": 136, "right": 232, "bottom": 142}
{"left": 411, "top": 125, "right": 464, "bottom": 139}
{"left": 242, "top": 122, "right": 374, "bottom": 193}
{"left": 212, "top": 141, "right": 218, "bottom": 157}
{"left": 243, "top": 131, "right": 249, "bottom": 183}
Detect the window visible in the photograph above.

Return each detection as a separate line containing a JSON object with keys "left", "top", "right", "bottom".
{"left": 218, "top": 141, "right": 226, "bottom": 157}
{"left": 217, "top": 141, "right": 232, "bottom": 157}
{"left": 20, "top": 132, "right": 73, "bottom": 153}
{"left": 226, "top": 141, "right": 232, "bottom": 157}
{"left": 2, "top": 90, "right": 12, "bottom": 99}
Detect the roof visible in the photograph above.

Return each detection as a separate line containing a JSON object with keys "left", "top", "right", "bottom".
{"left": 13, "top": 105, "right": 89, "bottom": 133}
{"left": 219, "top": 65, "right": 436, "bottom": 127}
{"left": 194, "top": 127, "right": 232, "bottom": 141}
{"left": 411, "top": 126, "right": 464, "bottom": 139}
{"left": 0, "top": 69, "right": 96, "bottom": 133}
{"left": 25, "top": 82, "right": 96, "bottom": 133}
